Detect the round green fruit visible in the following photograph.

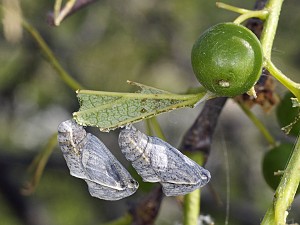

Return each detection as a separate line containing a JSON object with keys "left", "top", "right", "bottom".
{"left": 191, "top": 22, "right": 263, "bottom": 97}
{"left": 262, "top": 143, "right": 299, "bottom": 194}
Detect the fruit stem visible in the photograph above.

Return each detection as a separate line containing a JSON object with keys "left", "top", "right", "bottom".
{"left": 261, "top": 135, "right": 300, "bottom": 224}
{"left": 233, "top": 10, "right": 268, "bottom": 24}
{"left": 216, "top": 2, "right": 268, "bottom": 24}
{"left": 238, "top": 102, "right": 276, "bottom": 147}
{"left": 260, "top": 0, "right": 284, "bottom": 61}
{"left": 216, "top": 2, "right": 250, "bottom": 14}
{"left": 265, "top": 60, "right": 300, "bottom": 101}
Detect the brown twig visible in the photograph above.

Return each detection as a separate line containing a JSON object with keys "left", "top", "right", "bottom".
{"left": 129, "top": 186, "right": 164, "bottom": 225}
{"left": 180, "top": 97, "right": 227, "bottom": 163}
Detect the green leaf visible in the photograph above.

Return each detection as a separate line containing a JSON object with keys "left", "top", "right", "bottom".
{"left": 73, "top": 81, "right": 207, "bottom": 132}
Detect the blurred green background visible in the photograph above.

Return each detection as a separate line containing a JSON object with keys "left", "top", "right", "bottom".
{"left": 1, "top": 0, "right": 300, "bottom": 224}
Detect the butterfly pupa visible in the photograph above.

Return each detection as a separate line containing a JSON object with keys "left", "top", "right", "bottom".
{"left": 57, "top": 119, "right": 138, "bottom": 200}
{"left": 118, "top": 125, "right": 211, "bottom": 196}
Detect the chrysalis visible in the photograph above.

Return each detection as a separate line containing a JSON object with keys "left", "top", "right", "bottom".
{"left": 118, "top": 125, "right": 211, "bottom": 196}
{"left": 57, "top": 120, "right": 138, "bottom": 200}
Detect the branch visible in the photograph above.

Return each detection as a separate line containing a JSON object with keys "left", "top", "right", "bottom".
{"left": 180, "top": 97, "right": 227, "bottom": 160}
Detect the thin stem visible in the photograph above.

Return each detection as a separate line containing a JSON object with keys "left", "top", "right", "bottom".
{"left": 238, "top": 102, "right": 276, "bottom": 147}
{"left": 145, "top": 119, "right": 154, "bottom": 136}
{"left": 261, "top": 135, "right": 300, "bottom": 224}
{"left": 216, "top": 2, "right": 251, "bottom": 14}
{"left": 22, "top": 20, "right": 83, "bottom": 91}
{"left": 183, "top": 152, "right": 205, "bottom": 225}
{"left": 216, "top": 2, "right": 268, "bottom": 24}
{"left": 184, "top": 189, "right": 200, "bottom": 225}
{"left": 21, "top": 133, "right": 58, "bottom": 195}
{"left": 265, "top": 60, "right": 300, "bottom": 100}
{"left": 260, "top": 0, "right": 284, "bottom": 60}
{"left": 259, "top": 1, "right": 300, "bottom": 103}
{"left": 149, "top": 117, "right": 167, "bottom": 141}
{"left": 233, "top": 10, "right": 268, "bottom": 24}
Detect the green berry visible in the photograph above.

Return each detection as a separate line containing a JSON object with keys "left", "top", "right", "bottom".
{"left": 191, "top": 22, "right": 263, "bottom": 97}
{"left": 262, "top": 143, "right": 299, "bottom": 194}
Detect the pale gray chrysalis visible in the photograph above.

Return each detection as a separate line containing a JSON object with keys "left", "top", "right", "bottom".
{"left": 57, "top": 119, "right": 138, "bottom": 200}
{"left": 118, "top": 125, "right": 211, "bottom": 196}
